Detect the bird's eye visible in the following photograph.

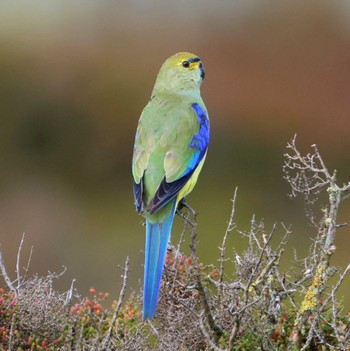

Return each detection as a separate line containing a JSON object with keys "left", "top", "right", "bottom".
{"left": 182, "top": 60, "right": 190, "bottom": 68}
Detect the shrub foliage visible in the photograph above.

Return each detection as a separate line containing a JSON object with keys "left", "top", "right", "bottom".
{"left": 0, "top": 137, "right": 349, "bottom": 351}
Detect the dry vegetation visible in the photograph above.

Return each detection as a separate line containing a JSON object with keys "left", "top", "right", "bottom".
{"left": 0, "top": 137, "right": 349, "bottom": 351}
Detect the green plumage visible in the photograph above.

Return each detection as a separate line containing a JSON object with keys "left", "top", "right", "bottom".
{"left": 132, "top": 53, "right": 207, "bottom": 223}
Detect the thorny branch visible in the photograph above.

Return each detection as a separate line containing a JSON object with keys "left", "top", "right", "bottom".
{"left": 283, "top": 135, "right": 349, "bottom": 258}
{"left": 283, "top": 135, "right": 350, "bottom": 350}
{"left": 151, "top": 136, "right": 350, "bottom": 351}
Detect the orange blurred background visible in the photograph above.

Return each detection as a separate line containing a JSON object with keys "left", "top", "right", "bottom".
{"left": 0, "top": 1, "right": 349, "bottom": 304}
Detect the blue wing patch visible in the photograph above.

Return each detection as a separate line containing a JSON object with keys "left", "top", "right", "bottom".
{"left": 146, "top": 103, "right": 210, "bottom": 215}
{"left": 146, "top": 171, "right": 194, "bottom": 215}
{"left": 182, "top": 103, "right": 210, "bottom": 176}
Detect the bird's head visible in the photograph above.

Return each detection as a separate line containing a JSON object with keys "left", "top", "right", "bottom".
{"left": 152, "top": 52, "right": 205, "bottom": 97}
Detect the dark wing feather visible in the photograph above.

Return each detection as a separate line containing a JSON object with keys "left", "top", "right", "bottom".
{"left": 146, "top": 171, "right": 194, "bottom": 215}
{"left": 133, "top": 179, "right": 143, "bottom": 213}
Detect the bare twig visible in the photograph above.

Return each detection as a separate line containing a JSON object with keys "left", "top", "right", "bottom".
{"left": 198, "top": 313, "right": 224, "bottom": 351}
{"left": 319, "top": 263, "right": 350, "bottom": 315}
{"left": 148, "top": 320, "right": 172, "bottom": 349}
{"left": 16, "top": 234, "right": 25, "bottom": 291}
{"left": 245, "top": 223, "right": 276, "bottom": 299}
{"left": 189, "top": 218, "right": 223, "bottom": 341}
{"left": 65, "top": 278, "right": 76, "bottom": 310}
{"left": 100, "top": 256, "right": 130, "bottom": 350}
{"left": 219, "top": 188, "right": 238, "bottom": 294}
{"left": 0, "top": 249, "right": 15, "bottom": 292}
{"left": 8, "top": 312, "right": 16, "bottom": 351}
{"left": 21, "top": 245, "right": 33, "bottom": 285}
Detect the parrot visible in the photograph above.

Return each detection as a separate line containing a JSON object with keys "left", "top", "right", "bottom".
{"left": 132, "top": 52, "right": 210, "bottom": 320}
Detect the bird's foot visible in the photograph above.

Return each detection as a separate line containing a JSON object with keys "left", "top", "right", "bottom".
{"left": 177, "top": 197, "right": 197, "bottom": 215}
{"left": 176, "top": 197, "right": 197, "bottom": 227}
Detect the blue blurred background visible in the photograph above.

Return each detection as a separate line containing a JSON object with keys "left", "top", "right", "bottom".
{"left": 0, "top": 1, "right": 349, "bottom": 303}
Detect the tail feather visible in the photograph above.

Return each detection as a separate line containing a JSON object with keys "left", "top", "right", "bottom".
{"left": 143, "top": 202, "right": 176, "bottom": 320}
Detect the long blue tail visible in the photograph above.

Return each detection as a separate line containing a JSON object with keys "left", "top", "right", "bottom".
{"left": 143, "top": 202, "right": 176, "bottom": 320}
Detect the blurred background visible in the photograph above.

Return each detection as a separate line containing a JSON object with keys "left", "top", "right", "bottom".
{"left": 1, "top": 1, "right": 350, "bottom": 305}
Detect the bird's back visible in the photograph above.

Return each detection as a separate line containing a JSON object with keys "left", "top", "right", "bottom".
{"left": 138, "top": 94, "right": 204, "bottom": 206}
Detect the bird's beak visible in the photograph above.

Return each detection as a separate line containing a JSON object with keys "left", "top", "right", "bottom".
{"left": 199, "top": 62, "right": 205, "bottom": 80}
